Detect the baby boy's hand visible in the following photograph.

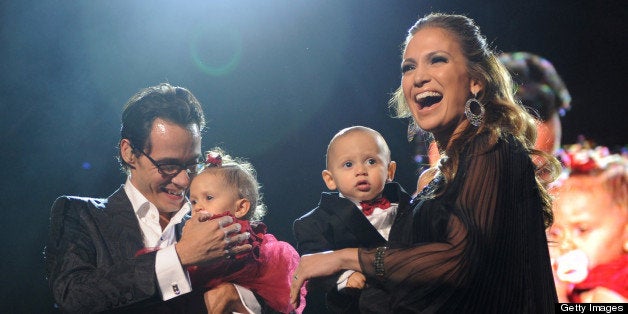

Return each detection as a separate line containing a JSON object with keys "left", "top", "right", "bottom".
{"left": 346, "top": 271, "right": 366, "bottom": 289}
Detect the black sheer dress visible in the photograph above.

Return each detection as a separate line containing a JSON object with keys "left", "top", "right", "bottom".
{"left": 359, "top": 134, "right": 557, "bottom": 313}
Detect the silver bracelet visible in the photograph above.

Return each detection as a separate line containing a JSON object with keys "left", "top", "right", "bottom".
{"left": 375, "top": 246, "right": 387, "bottom": 277}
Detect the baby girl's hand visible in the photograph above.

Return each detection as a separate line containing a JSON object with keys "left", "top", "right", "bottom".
{"left": 581, "top": 286, "right": 628, "bottom": 303}
{"left": 204, "top": 282, "right": 248, "bottom": 313}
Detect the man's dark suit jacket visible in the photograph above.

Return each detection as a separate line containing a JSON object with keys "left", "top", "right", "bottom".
{"left": 45, "top": 186, "right": 205, "bottom": 313}
{"left": 292, "top": 182, "right": 411, "bottom": 313}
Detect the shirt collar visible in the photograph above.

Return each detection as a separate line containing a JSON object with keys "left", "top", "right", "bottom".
{"left": 338, "top": 192, "right": 398, "bottom": 209}
{"left": 123, "top": 177, "right": 191, "bottom": 225}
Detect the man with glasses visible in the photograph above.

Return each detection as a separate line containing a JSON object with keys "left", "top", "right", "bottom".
{"left": 46, "top": 83, "right": 263, "bottom": 313}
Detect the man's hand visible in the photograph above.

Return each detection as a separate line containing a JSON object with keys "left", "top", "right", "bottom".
{"left": 204, "top": 283, "right": 248, "bottom": 313}
{"left": 175, "top": 212, "right": 252, "bottom": 267}
{"left": 346, "top": 271, "right": 366, "bottom": 289}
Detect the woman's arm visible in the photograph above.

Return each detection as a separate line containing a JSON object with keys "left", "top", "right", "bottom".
{"left": 289, "top": 248, "right": 359, "bottom": 306}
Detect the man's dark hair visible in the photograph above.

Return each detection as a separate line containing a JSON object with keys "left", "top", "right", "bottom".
{"left": 118, "top": 83, "right": 206, "bottom": 174}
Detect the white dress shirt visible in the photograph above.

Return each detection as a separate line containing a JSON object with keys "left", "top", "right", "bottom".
{"left": 335, "top": 193, "right": 398, "bottom": 290}
{"left": 124, "top": 178, "right": 193, "bottom": 300}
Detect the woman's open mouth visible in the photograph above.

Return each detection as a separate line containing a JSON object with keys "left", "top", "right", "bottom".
{"left": 415, "top": 91, "right": 443, "bottom": 109}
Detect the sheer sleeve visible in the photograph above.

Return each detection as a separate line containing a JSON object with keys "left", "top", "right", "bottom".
{"left": 359, "top": 135, "right": 557, "bottom": 312}
{"left": 360, "top": 134, "right": 501, "bottom": 282}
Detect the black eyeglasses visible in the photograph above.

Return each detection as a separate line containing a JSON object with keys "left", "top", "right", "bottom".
{"left": 133, "top": 146, "right": 203, "bottom": 176}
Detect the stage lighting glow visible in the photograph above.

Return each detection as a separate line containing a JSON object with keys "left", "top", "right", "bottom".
{"left": 190, "top": 25, "right": 242, "bottom": 77}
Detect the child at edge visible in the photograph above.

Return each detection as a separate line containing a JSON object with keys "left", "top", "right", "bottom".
{"left": 188, "top": 148, "right": 307, "bottom": 313}
{"left": 293, "top": 126, "right": 411, "bottom": 313}
{"left": 547, "top": 144, "right": 628, "bottom": 303}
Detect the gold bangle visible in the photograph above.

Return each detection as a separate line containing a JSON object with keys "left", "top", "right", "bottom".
{"left": 375, "top": 246, "right": 387, "bottom": 277}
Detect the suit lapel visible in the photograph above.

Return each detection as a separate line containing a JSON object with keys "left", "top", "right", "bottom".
{"left": 319, "top": 193, "right": 387, "bottom": 247}
{"left": 175, "top": 213, "right": 191, "bottom": 241}
{"left": 383, "top": 182, "right": 413, "bottom": 245}
{"left": 96, "top": 186, "right": 146, "bottom": 258}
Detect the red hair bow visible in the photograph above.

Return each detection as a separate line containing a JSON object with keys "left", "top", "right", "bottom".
{"left": 205, "top": 152, "right": 222, "bottom": 167}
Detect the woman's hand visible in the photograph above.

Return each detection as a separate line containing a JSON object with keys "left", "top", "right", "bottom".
{"left": 290, "top": 248, "right": 360, "bottom": 308}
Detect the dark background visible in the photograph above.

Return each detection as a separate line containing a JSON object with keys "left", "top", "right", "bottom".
{"left": 1, "top": 0, "right": 625, "bottom": 312}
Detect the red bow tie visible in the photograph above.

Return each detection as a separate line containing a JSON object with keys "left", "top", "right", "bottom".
{"left": 360, "top": 197, "right": 391, "bottom": 216}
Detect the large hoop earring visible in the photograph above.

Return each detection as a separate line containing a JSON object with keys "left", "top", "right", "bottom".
{"left": 464, "top": 93, "right": 485, "bottom": 127}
